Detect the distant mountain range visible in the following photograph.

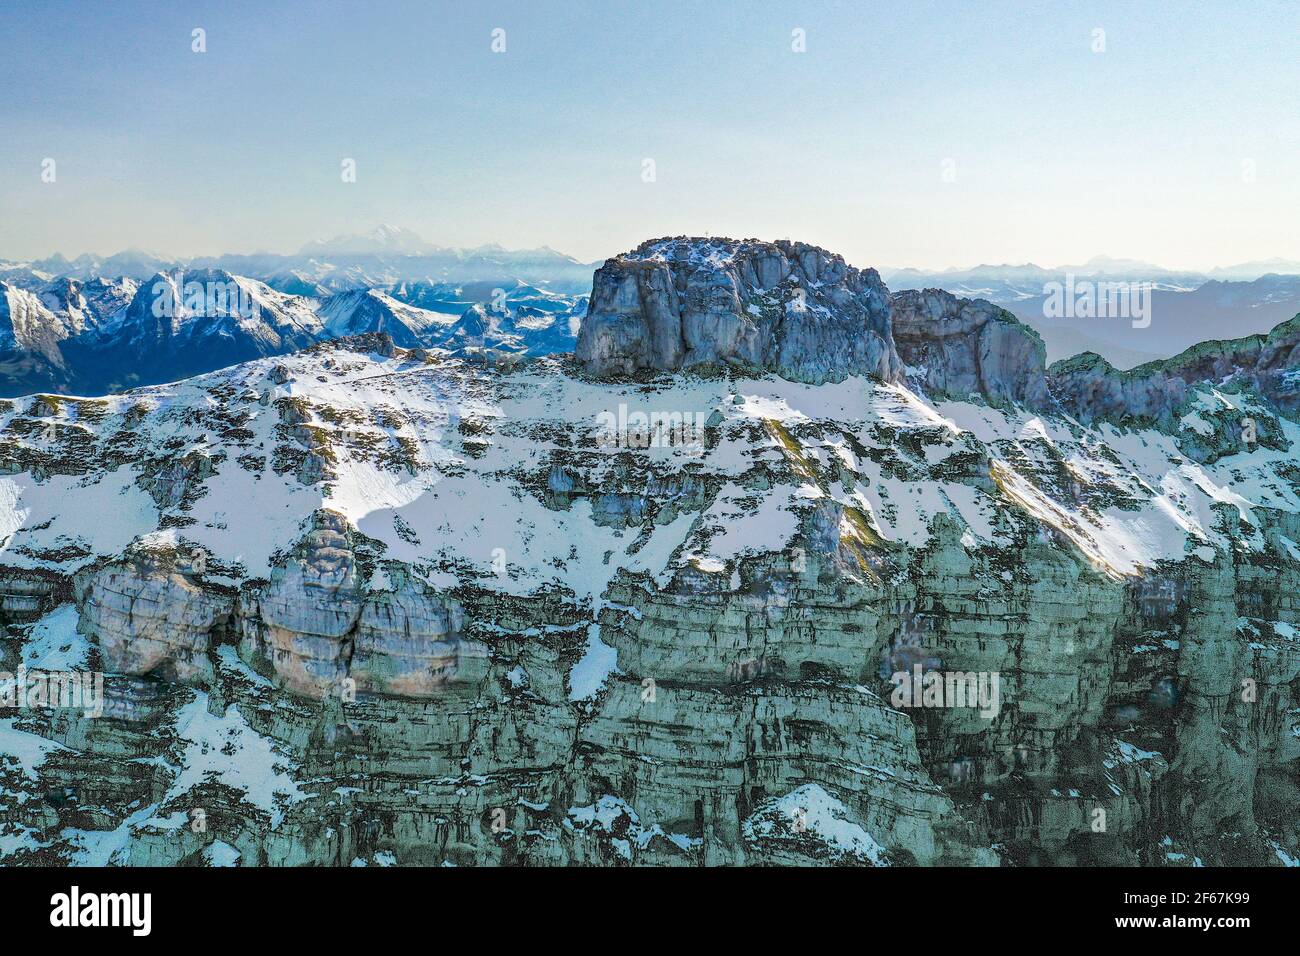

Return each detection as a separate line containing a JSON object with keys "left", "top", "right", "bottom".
{"left": 0, "top": 226, "right": 600, "bottom": 294}
{"left": 1005, "top": 274, "right": 1300, "bottom": 369}
{"left": 0, "top": 265, "right": 587, "bottom": 396}
{"left": 882, "top": 254, "right": 1300, "bottom": 296}
{"left": 4, "top": 228, "right": 1300, "bottom": 395}
{"left": 883, "top": 257, "right": 1300, "bottom": 368}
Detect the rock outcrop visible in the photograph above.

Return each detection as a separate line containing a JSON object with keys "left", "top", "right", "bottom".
{"left": 575, "top": 238, "right": 1059, "bottom": 411}
{"left": 576, "top": 237, "right": 902, "bottom": 384}
{"left": 891, "top": 288, "right": 1049, "bottom": 406}
{"left": 1049, "top": 312, "right": 1300, "bottom": 427}
{"left": 75, "top": 549, "right": 233, "bottom": 684}
{"left": 238, "top": 510, "right": 367, "bottom": 698}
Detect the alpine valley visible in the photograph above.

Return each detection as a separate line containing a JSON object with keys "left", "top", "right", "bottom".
{"left": 1, "top": 235, "right": 1297, "bottom": 868}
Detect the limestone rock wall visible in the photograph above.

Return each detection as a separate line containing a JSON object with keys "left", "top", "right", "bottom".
{"left": 75, "top": 551, "right": 232, "bottom": 684}
{"left": 576, "top": 237, "right": 902, "bottom": 385}
{"left": 890, "top": 289, "right": 1050, "bottom": 407}
{"left": 8, "top": 489, "right": 1299, "bottom": 867}
{"left": 1048, "top": 312, "right": 1300, "bottom": 427}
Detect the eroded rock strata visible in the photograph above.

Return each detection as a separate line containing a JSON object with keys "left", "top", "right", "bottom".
{"left": 1, "top": 238, "right": 1297, "bottom": 867}
{"left": 576, "top": 237, "right": 901, "bottom": 385}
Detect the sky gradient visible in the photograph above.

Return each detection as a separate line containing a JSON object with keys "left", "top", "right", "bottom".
{"left": 1, "top": 0, "right": 1297, "bottom": 270}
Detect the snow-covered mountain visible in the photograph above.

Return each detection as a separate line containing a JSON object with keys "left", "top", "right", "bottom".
{"left": 882, "top": 258, "right": 1207, "bottom": 304}
{"left": 1, "top": 237, "right": 1297, "bottom": 868}
{"left": 1208, "top": 258, "right": 1300, "bottom": 281}
{"left": 299, "top": 224, "right": 442, "bottom": 257}
{"left": 1, "top": 228, "right": 598, "bottom": 297}
{"left": 26, "top": 249, "right": 175, "bottom": 282}
{"left": 444, "top": 300, "right": 585, "bottom": 355}
{"left": 0, "top": 283, "right": 78, "bottom": 393}
{"left": 0, "top": 270, "right": 329, "bottom": 395}
{"left": 0, "top": 266, "right": 590, "bottom": 396}
{"left": 209, "top": 227, "right": 595, "bottom": 291}
{"left": 80, "top": 270, "right": 329, "bottom": 392}
{"left": 317, "top": 288, "right": 458, "bottom": 348}
{"left": 0, "top": 277, "right": 143, "bottom": 392}
{"left": 37, "top": 276, "right": 138, "bottom": 335}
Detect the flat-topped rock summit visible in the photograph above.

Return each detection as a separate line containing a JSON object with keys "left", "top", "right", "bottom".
{"left": 575, "top": 237, "right": 1053, "bottom": 409}
{"left": 576, "top": 237, "right": 1300, "bottom": 436}
{"left": 576, "top": 237, "right": 903, "bottom": 384}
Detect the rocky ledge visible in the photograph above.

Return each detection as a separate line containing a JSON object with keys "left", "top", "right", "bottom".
{"left": 1050, "top": 314, "right": 1300, "bottom": 426}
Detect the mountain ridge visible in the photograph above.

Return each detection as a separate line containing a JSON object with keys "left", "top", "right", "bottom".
{"left": 1, "top": 300, "right": 1297, "bottom": 865}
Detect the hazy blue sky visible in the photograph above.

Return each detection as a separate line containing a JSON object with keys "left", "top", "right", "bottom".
{"left": 1, "top": 0, "right": 1296, "bottom": 269}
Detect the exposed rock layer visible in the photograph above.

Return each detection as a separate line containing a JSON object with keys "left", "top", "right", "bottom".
{"left": 577, "top": 238, "right": 902, "bottom": 385}
{"left": 891, "top": 288, "right": 1049, "bottom": 406}
{"left": 2, "top": 238, "right": 1299, "bottom": 868}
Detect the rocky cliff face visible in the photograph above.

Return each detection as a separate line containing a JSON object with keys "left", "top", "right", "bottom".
{"left": 576, "top": 238, "right": 902, "bottom": 385}
{"left": 1, "top": 239, "right": 1299, "bottom": 868}
{"left": 1049, "top": 314, "right": 1300, "bottom": 427}
{"left": 890, "top": 288, "right": 1049, "bottom": 407}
